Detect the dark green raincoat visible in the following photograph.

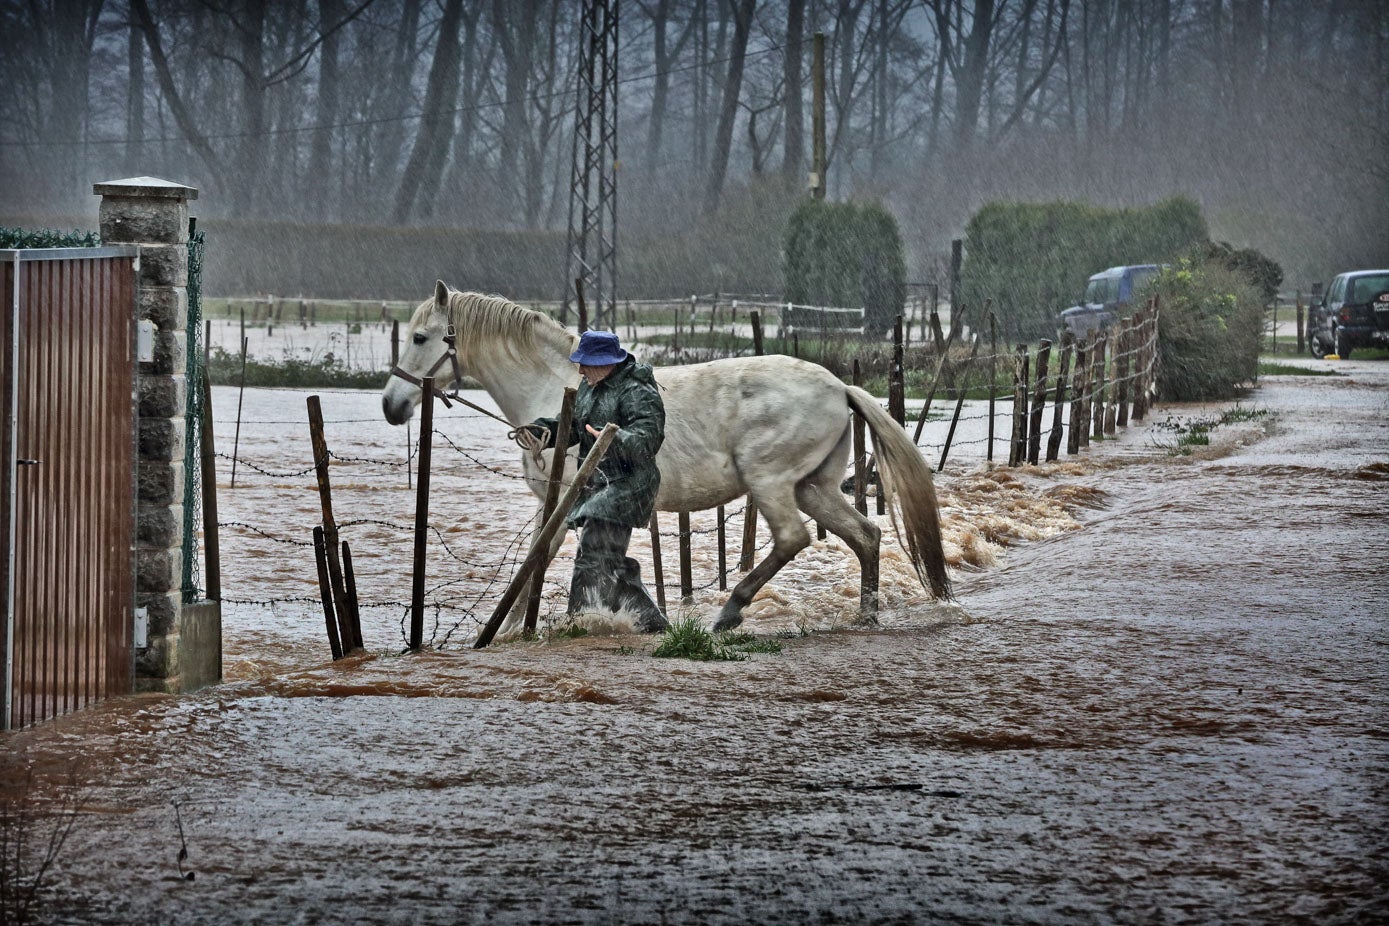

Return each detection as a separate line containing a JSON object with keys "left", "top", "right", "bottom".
{"left": 531, "top": 356, "right": 665, "bottom": 529}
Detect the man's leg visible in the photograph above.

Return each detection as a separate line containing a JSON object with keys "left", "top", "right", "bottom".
{"left": 569, "top": 519, "right": 667, "bottom": 632}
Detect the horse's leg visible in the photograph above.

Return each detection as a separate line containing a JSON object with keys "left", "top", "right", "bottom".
{"left": 714, "top": 488, "right": 810, "bottom": 631}
{"left": 795, "top": 478, "right": 882, "bottom": 621}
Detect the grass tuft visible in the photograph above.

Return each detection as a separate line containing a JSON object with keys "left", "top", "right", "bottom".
{"left": 652, "top": 618, "right": 782, "bottom": 661}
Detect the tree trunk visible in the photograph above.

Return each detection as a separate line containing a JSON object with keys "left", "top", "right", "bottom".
{"left": 308, "top": 0, "right": 342, "bottom": 220}
{"left": 393, "top": 0, "right": 465, "bottom": 223}
{"left": 702, "top": 0, "right": 756, "bottom": 215}
{"left": 781, "top": 0, "right": 806, "bottom": 179}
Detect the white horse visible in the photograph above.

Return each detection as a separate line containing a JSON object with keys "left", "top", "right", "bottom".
{"left": 382, "top": 283, "right": 950, "bottom": 635}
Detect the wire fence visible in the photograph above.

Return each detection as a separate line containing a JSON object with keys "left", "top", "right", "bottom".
{"left": 201, "top": 293, "right": 1160, "bottom": 655}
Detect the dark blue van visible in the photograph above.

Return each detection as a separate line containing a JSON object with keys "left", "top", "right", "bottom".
{"left": 1060, "top": 265, "right": 1162, "bottom": 338}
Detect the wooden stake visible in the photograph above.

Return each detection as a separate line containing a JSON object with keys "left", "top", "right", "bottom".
{"left": 1046, "top": 340, "right": 1072, "bottom": 462}
{"left": 678, "top": 511, "right": 693, "bottom": 604}
{"left": 649, "top": 512, "right": 667, "bottom": 612}
{"left": 408, "top": 380, "right": 435, "bottom": 650}
{"left": 308, "top": 395, "right": 354, "bottom": 653}
{"left": 853, "top": 360, "right": 867, "bottom": 515}
{"left": 524, "top": 387, "right": 578, "bottom": 634}
{"left": 1028, "top": 339, "right": 1051, "bottom": 464}
{"left": 341, "top": 541, "right": 363, "bottom": 650}
{"left": 313, "top": 526, "right": 343, "bottom": 660}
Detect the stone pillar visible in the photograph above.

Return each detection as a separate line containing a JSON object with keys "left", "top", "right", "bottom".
{"left": 93, "top": 176, "right": 204, "bottom": 693}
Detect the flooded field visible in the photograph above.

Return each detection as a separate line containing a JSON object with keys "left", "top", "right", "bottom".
{"left": 3, "top": 358, "right": 1386, "bottom": 924}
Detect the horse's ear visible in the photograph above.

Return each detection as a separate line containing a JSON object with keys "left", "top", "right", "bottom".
{"left": 434, "top": 280, "right": 449, "bottom": 306}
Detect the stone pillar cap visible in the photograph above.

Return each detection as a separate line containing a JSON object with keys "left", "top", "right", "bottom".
{"left": 93, "top": 177, "right": 199, "bottom": 200}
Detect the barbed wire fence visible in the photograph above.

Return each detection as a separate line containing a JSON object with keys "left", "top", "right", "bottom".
{"left": 204, "top": 294, "right": 1159, "bottom": 655}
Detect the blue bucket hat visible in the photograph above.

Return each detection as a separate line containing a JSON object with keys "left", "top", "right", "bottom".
{"left": 569, "top": 330, "right": 629, "bottom": 366}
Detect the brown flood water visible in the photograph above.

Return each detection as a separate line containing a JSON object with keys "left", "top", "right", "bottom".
{"left": 3, "top": 359, "right": 1387, "bottom": 925}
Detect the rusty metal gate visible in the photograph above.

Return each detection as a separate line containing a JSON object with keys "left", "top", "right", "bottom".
{"left": 2, "top": 247, "right": 139, "bottom": 729}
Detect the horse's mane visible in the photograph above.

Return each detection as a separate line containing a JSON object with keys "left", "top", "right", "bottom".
{"left": 422, "top": 290, "right": 577, "bottom": 368}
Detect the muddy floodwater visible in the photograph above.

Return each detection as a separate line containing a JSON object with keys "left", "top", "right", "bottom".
{"left": 4, "top": 359, "right": 1387, "bottom": 925}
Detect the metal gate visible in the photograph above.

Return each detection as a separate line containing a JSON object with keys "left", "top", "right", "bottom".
{"left": 2, "top": 247, "right": 138, "bottom": 729}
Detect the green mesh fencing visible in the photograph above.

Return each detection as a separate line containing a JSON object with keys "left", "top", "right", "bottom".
{"left": 181, "top": 220, "right": 206, "bottom": 602}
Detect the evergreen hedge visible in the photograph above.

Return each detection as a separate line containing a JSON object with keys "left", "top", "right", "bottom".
{"left": 960, "top": 197, "right": 1208, "bottom": 341}
{"left": 1152, "top": 259, "right": 1264, "bottom": 401}
{"left": 783, "top": 199, "right": 906, "bottom": 336}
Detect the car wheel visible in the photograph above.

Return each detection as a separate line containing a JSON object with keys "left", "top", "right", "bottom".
{"left": 1310, "top": 333, "right": 1329, "bottom": 359}
{"left": 1335, "top": 328, "right": 1353, "bottom": 359}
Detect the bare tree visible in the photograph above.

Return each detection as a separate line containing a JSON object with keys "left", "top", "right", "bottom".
{"left": 703, "top": 0, "right": 757, "bottom": 214}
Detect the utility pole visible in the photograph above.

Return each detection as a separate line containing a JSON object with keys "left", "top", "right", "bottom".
{"left": 810, "top": 31, "right": 826, "bottom": 199}
{"left": 562, "top": 0, "right": 619, "bottom": 330}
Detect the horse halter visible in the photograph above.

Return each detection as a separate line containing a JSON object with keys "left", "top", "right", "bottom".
{"left": 389, "top": 324, "right": 466, "bottom": 409}
{"left": 387, "top": 323, "right": 552, "bottom": 470}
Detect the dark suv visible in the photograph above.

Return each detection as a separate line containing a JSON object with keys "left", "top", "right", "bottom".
{"left": 1309, "top": 269, "right": 1389, "bottom": 359}
{"left": 1060, "top": 265, "right": 1161, "bottom": 338}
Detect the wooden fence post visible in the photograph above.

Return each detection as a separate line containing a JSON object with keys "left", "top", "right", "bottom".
{"left": 313, "top": 527, "right": 343, "bottom": 660}
{"left": 678, "top": 511, "right": 693, "bottom": 604}
{"left": 852, "top": 359, "right": 867, "bottom": 515}
{"left": 408, "top": 380, "right": 435, "bottom": 650}
{"left": 716, "top": 505, "right": 727, "bottom": 591}
{"left": 1068, "top": 336, "right": 1088, "bottom": 455}
{"left": 741, "top": 313, "right": 764, "bottom": 567}
{"left": 308, "top": 395, "right": 358, "bottom": 654}
{"left": 1009, "top": 344, "right": 1028, "bottom": 466}
{"left": 649, "top": 513, "right": 667, "bottom": 613}
{"left": 524, "top": 386, "right": 578, "bottom": 635}
{"left": 1103, "top": 328, "right": 1119, "bottom": 435}
{"left": 1027, "top": 339, "right": 1051, "bottom": 464}
{"left": 1046, "top": 339, "right": 1072, "bottom": 462}
{"left": 1115, "top": 321, "right": 1132, "bottom": 428}
{"left": 1090, "top": 333, "right": 1107, "bottom": 441}
{"left": 986, "top": 311, "right": 997, "bottom": 462}
{"left": 341, "top": 541, "right": 361, "bottom": 650}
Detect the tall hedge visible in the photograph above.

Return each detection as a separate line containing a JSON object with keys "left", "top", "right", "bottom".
{"left": 783, "top": 199, "right": 906, "bottom": 336}
{"left": 1152, "top": 259, "right": 1264, "bottom": 401}
{"left": 960, "top": 196, "right": 1208, "bottom": 341}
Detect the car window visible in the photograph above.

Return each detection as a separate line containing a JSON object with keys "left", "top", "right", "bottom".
{"left": 1084, "top": 278, "right": 1117, "bottom": 304}
{"left": 1328, "top": 276, "right": 1347, "bottom": 304}
{"left": 1349, "top": 274, "right": 1389, "bottom": 302}
{"left": 1130, "top": 268, "right": 1158, "bottom": 295}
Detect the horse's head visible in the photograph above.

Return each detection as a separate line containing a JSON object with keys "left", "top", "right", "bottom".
{"left": 382, "top": 280, "right": 457, "bottom": 425}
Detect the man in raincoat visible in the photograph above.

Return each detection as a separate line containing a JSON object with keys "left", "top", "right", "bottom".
{"left": 524, "top": 330, "right": 669, "bottom": 632}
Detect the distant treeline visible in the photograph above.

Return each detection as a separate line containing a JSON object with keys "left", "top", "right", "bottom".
{"left": 199, "top": 176, "right": 798, "bottom": 301}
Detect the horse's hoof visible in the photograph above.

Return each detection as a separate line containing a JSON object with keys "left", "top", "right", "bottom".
{"left": 712, "top": 610, "right": 743, "bottom": 633}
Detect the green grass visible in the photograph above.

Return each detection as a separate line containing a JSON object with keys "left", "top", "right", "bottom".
{"left": 206, "top": 346, "right": 388, "bottom": 390}
{"left": 651, "top": 617, "right": 782, "bottom": 661}
{"left": 1153, "top": 405, "right": 1270, "bottom": 455}
{"left": 1258, "top": 361, "right": 1339, "bottom": 377}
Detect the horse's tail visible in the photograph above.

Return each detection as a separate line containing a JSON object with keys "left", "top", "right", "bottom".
{"left": 845, "top": 386, "right": 952, "bottom": 600}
